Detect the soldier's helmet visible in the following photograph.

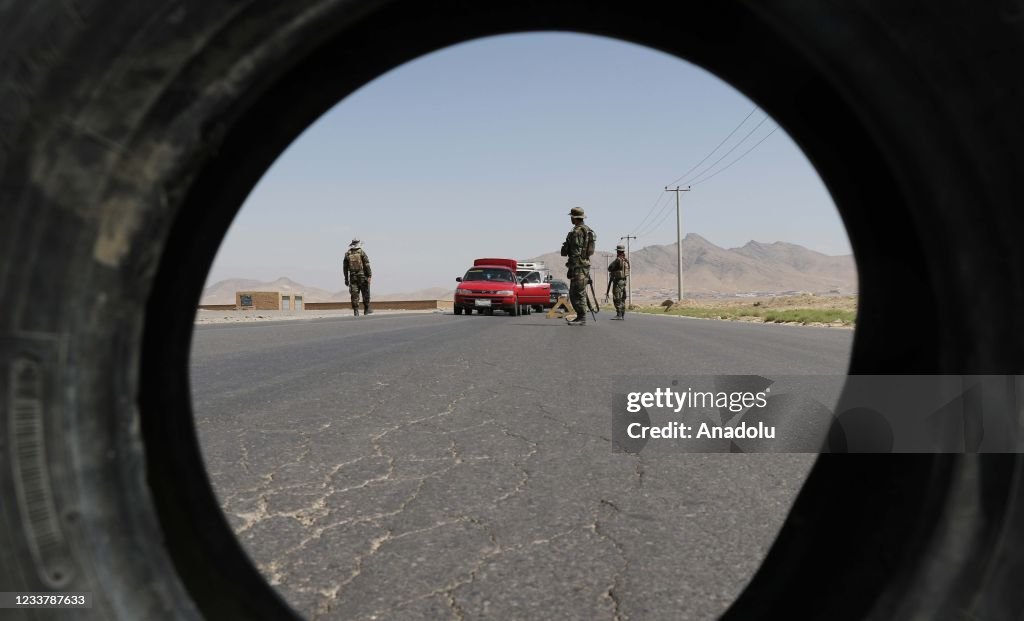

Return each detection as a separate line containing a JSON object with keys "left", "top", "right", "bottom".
{"left": 349, "top": 238, "right": 361, "bottom": 248}
{"left": 568, "top": 206, "right": 586, "bottom": 219}
{"left": 616, "top": 244, "right": 626, "bottom": 252}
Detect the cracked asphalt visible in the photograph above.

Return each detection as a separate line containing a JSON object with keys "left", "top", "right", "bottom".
{"left": 190, "top": 311, "right": 853, "bottom": 620}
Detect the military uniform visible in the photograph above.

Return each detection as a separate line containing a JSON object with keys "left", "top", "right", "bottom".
{"left": 608, "top": 245, "right": 630, "bottom": 320}
{"left": 560, "top": 207, "right": 596, "bottom": 325}
{"left": 343, "top": 239, "right": 372, "bottom": 316}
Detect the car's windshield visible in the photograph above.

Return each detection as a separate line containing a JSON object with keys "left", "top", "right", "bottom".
{"left": 463, "top": 268, "right": 514, "bottom": 282}
{"left": 550, "top": 280, "right": 568, "bottom": 291}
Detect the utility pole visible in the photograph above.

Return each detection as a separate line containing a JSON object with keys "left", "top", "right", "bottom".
{"left": 665, "top": 186, "right": 691, "bottom": 302}
{"left": 620, "top": 235, "right": 636, "bottom": 308}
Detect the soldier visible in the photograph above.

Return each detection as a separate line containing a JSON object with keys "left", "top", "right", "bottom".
{"left": 608, "top": 244, "right": 630, "bottom": 320}
{"left": 343, "top": 239, "right": 372, "bottom": 316}
{"left": 560, "top": 206, "right": 596, "bottom": 326}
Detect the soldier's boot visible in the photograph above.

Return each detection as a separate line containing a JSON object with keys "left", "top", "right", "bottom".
{"left": 619, "top": 310, "right": 625, "bottom": 320}
{"left": 567, "top": 314, "right": 587, "bottom": 326}
{"left": 363, "top": 302, "right": 373, "bottom": 315}
{"left": 352, "top": 304, "right": 359, "bottom": 317}
{"left": 610, "top": 310, "right": 622, "bottom": 320}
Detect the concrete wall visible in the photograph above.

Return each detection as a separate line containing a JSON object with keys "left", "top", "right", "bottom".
{"left": 203, "top": 297, "right": 451, "bottom": 312}
{"left": 305, "top": 300, "right": 453, "bottom": 311}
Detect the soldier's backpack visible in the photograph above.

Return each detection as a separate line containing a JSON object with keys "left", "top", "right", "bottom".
{"left": 347, "top": 249, "right": 364, "bottom": 272}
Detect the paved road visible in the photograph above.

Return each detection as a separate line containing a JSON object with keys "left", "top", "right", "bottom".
{"left": 191, "top": 311, "right": 853, "bottom": 620}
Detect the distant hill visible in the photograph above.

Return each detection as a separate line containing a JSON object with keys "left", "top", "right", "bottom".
{"left": 200, "top": 277, "right": 337, "bottom": 305}
{"left": 526, "top": 234, "right": 856, "bottom": 296}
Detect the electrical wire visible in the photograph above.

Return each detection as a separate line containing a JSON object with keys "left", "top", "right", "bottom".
{"left": 690, "top": 126, "right": 778, "bottom": 186}
{"left": 630, "top": 107, "right": 778, "bottom": 239}
{"left": 639, "top": 197, "right": 679, "bottom": 238}
{"left": 674, "top": 114, "right": 770, "bottom": 186}
{"left": 630, "top": 190, "right": 669, "bottom": 236}
{"left": 629, "top": 106, "right": 757, "bottom": 235}
{"left": 665, "top": 105, "right": 759, "bottom": 188}
{"left": 637, "top": 124, "right": 779, "bottom": 237}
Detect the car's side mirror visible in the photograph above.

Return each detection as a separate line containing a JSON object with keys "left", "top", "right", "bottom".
{"left": 456, "top": 277, "right": 462, "bottom": 282}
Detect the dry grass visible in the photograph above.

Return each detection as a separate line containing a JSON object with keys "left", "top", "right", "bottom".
{"left": 631, "top": 294, "right": 857, "bottom": 327}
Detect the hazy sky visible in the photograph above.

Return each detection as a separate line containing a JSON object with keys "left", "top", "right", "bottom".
{"left": 207, "top": 32, "right": 849, "bottom": 294}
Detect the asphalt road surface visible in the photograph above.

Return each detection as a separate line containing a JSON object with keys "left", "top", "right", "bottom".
{"left": 191, "top": 310, "right": 854, "bottom": 620}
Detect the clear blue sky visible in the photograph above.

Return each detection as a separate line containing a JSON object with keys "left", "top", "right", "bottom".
{"left": 207, "top": 32, "right": 849, "bottom": 294}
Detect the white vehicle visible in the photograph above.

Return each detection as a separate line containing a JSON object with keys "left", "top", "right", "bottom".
{"left": 516, "top": 262, "right": 554, "bottom": 311}
{"left": 516, "top": 261, "right": 552, "bottom": 283}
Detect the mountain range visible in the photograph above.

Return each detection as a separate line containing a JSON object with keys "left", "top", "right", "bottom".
{"left": 526, "top": 234, "right": 856, "bottom": 297}
{"left": 200, "top": 236, "right": 857, "bottom": 304}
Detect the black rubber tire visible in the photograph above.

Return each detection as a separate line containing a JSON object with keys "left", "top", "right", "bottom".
{"left": 454, "top": 306, "right": 463, "bottom": 315}
{"left": 1, "top": 2, "right": 1023, "bottom": 620}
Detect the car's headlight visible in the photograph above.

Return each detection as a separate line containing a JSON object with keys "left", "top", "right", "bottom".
{"left": 456, "top": 289, "right": 474, "bottom": 295}
{"left": 496, "top": 290, "right": 514, "bottom": 296}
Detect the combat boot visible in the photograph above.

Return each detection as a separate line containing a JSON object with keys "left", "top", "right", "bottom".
{"left": 620, "top": 310, "right": 626, "bottom": 320}
{"left": 352, "top": 306, "right": 359, "bottom": 317}
{"left": 610, "top": 311, "right": 622, "bottom": 320}
{"left": 567, "top": 314, "right": 587, "bottom": 326}
{"left": 363, "top": 303, "right": 373, "bottom": 315}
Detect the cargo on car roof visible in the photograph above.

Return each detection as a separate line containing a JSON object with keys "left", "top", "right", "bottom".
{"left": 473, "top": 258, "right": 517, "bottom": 271}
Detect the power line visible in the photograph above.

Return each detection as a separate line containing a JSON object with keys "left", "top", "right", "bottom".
{"left": 637, "top": 195, "right": 679, "bottom": 237}
{"left": 665, "top": 106, "right": 759, "bottom": 187}
{"left": 634, "top": 195, "right": 673, "bottom": 237}
{"left": 630, "top": 190, "right": 670, "bottom": 237}
{"left": 675, "top": 114, "right": 770, "bottom": 186}
{"left": 630, "top": 106, "right": 757, "bottom": 235}
{"left": 690, "top": 126, "right": 779, "bottom": 186}
{"left": 638, "top": 125, "right": 778, "bottom": 238}
{"left": 630, "top": 107, "right": 778, "bottom": 240}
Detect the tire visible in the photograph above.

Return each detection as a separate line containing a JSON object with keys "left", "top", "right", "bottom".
{"left": 454, "top": 306, "right": 463, "bottom": 315}
{"left": 1, "top": 2, "right": 1023, "bottom": 620}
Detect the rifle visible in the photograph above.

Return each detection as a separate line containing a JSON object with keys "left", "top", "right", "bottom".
{"left": 586, "top": 272, "right": 599, "bottom": 321}
{"left": 605, "top": 276, "right": 612, "bottom": 304}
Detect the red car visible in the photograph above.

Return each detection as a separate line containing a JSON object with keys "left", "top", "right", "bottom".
{"left": 454, "top": 258, "right": 551, "bottom": 316}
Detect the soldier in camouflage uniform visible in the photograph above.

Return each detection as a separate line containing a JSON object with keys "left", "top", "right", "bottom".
{"left": 608, "top": 243, "right": 630, "bottom": 320}
{"left": 343, "top": 239, "right": 372, "bottom": 316}
{"left": 560, "top": 206, "right": 596, "bottom": 326}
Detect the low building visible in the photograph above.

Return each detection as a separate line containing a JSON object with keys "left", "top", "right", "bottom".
{"left": 235, "top": 291, "right": 304, "bottom": 311}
